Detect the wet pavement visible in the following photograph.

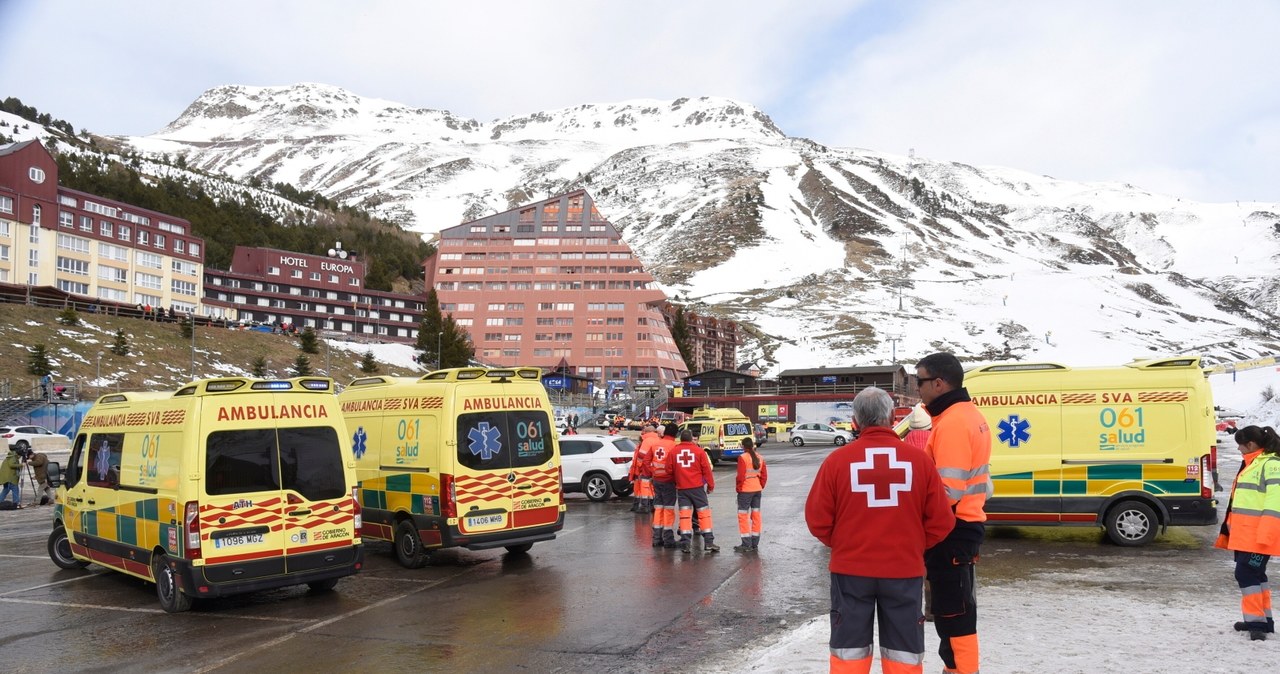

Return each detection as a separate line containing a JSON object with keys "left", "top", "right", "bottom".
{"left": 0, "top": 439, "right": 1236, "bottom": 673}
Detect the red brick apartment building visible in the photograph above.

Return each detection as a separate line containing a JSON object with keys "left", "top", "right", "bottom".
{"left": 660, "top": 301, "right": 739, "bottom": 374}
{"left": 0, "top": 140, "right": 205, "bottom": 312}
{"left": 203, "top": 246, "right": 424, "bottom": 342}
{"left": 423, "top": 191, "right": 692, "bottom": 391}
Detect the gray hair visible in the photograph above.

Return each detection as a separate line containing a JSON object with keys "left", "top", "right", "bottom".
{"left": 852, "top": 387, "right": 894, "bottom": 429}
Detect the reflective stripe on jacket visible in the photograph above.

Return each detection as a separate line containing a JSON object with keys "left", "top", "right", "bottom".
{"left": 924, "top": 399, "right": 991, "bottom": 523}
{"left": 1224, "top": 453, "right": 1280, "bottom": 556}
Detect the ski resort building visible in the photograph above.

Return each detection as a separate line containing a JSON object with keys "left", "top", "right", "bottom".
{"left": 423, "top": 190, "right": 693, "bottom": 392}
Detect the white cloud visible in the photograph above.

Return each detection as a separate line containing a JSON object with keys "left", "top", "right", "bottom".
{"left": 795, "top": 1, "right": 1280, "bottom": 202}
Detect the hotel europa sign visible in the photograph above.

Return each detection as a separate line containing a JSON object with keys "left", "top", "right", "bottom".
{"left": 277, "top": 254, "right": 357, "bottom": 275}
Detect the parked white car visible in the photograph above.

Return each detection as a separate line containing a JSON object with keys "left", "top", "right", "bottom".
{"left": 0, "top": 425, "right": 71, "bottom": 452}
{"left": 787, "top": 422, "right": 850, "bottom": 447}
{"left": 559, "top": 433, "right": 635, "bottom": 501}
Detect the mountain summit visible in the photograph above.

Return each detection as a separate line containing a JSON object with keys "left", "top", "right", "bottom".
{"left": 119, "top": 83, "right": 1280, "bottom": 371}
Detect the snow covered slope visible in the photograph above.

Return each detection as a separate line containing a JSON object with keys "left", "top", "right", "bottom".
{"left": 110, "top": 84, "right": 1280, "bottom": 373}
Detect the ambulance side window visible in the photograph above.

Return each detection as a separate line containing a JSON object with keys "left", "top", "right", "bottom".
{"left": 206, "top": 429, "right": 278, "bottom": 495}
{"left": 86, "top": 433, "right": 123, "bottom": 488}
{"left": 65, "top": 434, "right": 87, "bottom": 488}
{"left": 278, "top": 426, "right": 345, "bottom": 500}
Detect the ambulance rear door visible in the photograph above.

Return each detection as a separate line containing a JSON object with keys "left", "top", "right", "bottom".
{"left": 453, "top": 387, "right": 559, "bottom": 537}
{"left": 201, "top": 425, "right": 289, "bottom": 574}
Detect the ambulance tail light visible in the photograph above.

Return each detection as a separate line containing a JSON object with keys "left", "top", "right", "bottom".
{"left": 351, "top": 486, "right": 362, "bottom": 530}
{"left": 441, "top": 474, "right": 457, "bottom": 519}
{"left": 1201, "top": 447, "right": 1216, "bottom": 499}
{"left": 183, "top": 501, "right": 201, "bottom": 560}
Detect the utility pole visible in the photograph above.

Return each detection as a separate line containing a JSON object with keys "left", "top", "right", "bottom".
{"left": 436, "top": 331, "right": 443, "bottom": 370}
{"left": 886, "top": 335, "right": 902, "bottom": 364}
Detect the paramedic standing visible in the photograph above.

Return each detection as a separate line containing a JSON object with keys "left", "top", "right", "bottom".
{"left": 649, "top": 424, "right": 679, "bottom": 548}
{"left": 915, "top": 352, "right": 991, "bottom": 674}
{"left": 734, "top": 436, "right": 768, "bottom": 552}
{"left": 667, "top": 429, "right": 719, "bottom": 553}
{"left": 629, "top": 423, "right": 659, "bottom": 513}
{"left": 806, "top": 387, "right": 955, "bottom": 673}
{"left": 1216, "top": 424, "right": 1280, "bottom": 640}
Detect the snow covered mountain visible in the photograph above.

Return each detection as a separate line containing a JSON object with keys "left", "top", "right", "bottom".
{"left": 118, "top": 83, "right": 1280, "bottom": 373}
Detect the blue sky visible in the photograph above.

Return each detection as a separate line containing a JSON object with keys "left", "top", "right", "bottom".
{"left": 1, "top": 0, "right": 1276, "bottom": 203}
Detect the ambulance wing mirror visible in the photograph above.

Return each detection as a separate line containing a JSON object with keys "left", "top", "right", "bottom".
{"left": 47, "top": 461, "right": 62, "bottom": 489}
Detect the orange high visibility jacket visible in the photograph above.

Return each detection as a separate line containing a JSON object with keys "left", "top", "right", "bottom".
{"left": 1216, "top": 448, "right": 1264, "bottom": 549}
{"left": 1221, "top": 452, "right": 1280, "bottom": 556}
{"left": 736, "top": 454, "right": 768, "bottom": 493}
{"left": 650, "top": 435, "right": 678, "bottom": 482}
{"left": 630, "top": 431, "right": 658, "bottom": 480}
{"left": 924, "top": 398, "right": 992, "bottom": 523}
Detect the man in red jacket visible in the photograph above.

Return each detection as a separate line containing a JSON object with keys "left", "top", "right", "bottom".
{"left": 806, "top": 387, "right": 955, "bottom": 674}
{"left": 649, "top": 424, "right": 680, "bottom": 548}
{"left": 667, "top": 429, "right": 720, "bottom": 553}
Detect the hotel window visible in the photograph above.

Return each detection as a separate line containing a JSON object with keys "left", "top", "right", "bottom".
{"left": 57, "top": 233, "right": 90, "bottom": 253}
{"left": 99, "top": 266, "right": 127, "bottom": 283}
{"left": 268, "top": 266, "right": 280, "bottom": 276}
{"left": 29, "top": 167, "right": 45, "bottom": 183}
{"left": 153, "top": 234, "right": 164, "bottom": 249}
{"left": 174, "top": 239, "right": 185, "bottom": 253}
{"left": 457, "top": 303, "right": 475, "bottom": 311}
{"left": 311, "top": 272, "right": 321, "bottom": 281}
{"left": 189, "top": 243, "right": 200, "bottom": 257}
{"left": 502, "top": 348, "right": 520, "bottom": 358}
{"left": 554, "top": 332, "right": 573, "bottom": 341}
{"left": 32, "top": 204, "right": 41, "bottom": 225}
{"left": 56, "top": 257, "right": 90, "bottom": 275}
{"left": 98, "top": 287, "right": 127, "bottom": 302}
{"left": 135, "top": 272, "right": 162, "bottom": 290}
{"left": 58, "top": 211, "right": 73, "bottom": 228}
{"left": 29, "top": 225, "right": 39, "bottom": 244}
{"left": 136, "top": 251, "right": 162, "bottom": 269}
{"left": 291, "top": 269, "right": 302, "bottom": 278}
{"left": 99, "top": 219, "right": 112, "bottom": 237}
{"left": 99, "top": 242, "right": 128, "bottom": 261}
{"left": 0, "top": 244, "right": 7, "bottom": 261}
{"left": 349, "top": 278, "right": 360, "bottom": 286}
{"left": 328, "top": 274, "right": 338, "bottom": 283}
{"left": 59, "top": 195, "right": 77, "bottom": 207}
{"left": 470, "top": 225, "right": 486, "bottom": 233}
{"left": 137, "top": 230, "right": 149, "bottom": 246}
{"left": 0, "top": 196, "right": 12, "bottom": 213}
{"left": 171, "top": 280, "right": 198, "bottom": 296}
{"left": 484, "top": 333, "right": 502, "bottom": 341}
{"left": 118, "top": 225, "right": 130, "bottom": 241}
{"left": 58, "top": 280, "right": 89, "bottom": 294}
{"left": 555, "top": 317, "right": 573, "bottom": 326}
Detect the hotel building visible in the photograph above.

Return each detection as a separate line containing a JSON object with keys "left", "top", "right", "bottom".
{"left": 0, "top": 140, "right": 205, "bottom": 313}
{"left": 423, "top": 190, "right": 690, "bottom": 391}
{"left": 203, "top": 246, "right": 425, "bottom": 341}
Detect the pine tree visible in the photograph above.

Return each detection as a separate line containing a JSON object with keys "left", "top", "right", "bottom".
{"left": 250, "top": 356, "right": 268, "bottom": 378}
{"left": 439, "top": 314, "right": 474, "bottom": 369}
{"left": 670, "top": 306, "right": 694, "bottom": 370}
{"left": 110, "top": 329, "right": 130, "bottom": 356}
{"left": 26, "top": 343, "right": 53, "bottom": 376}
{"left": 291, "top": 354, "right": 313, "bottom": 376}
{"left": 299, "top": 326, "right": 320, "bottom": 355}
{"left": 179, "top": 314, "right": 194, "bottom": 339}
{"left": 359, "top": 350, "right": 380, "bottom": 374}
{"left": 58, "top": 306, "right": 80, "bottom": 326}
{"left": 415, "top": 288, "right": 444, "bottom": 367}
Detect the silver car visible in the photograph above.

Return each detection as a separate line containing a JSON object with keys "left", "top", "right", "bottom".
{"left": 787, "top": 422, "right": 849, "bottom": 447}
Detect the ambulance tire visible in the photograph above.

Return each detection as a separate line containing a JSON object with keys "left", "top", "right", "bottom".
{"left": 307, "top": 578, "right": 340, "bottom": 592}
{"left": 152, "top": 554, "right": 193, "bottom": 613}
{"left": 505, "top": 543, "right": 533, "bottom": 554}
{"left": 1104, "top": 500, "right": 1158, "bottom": 546}
{"left": 394, "top": 520, "right": 431, "bottom": 569}
{"left": 583, "top": 472, "right": 614, "bottom": 501}
{"left": 48, "top": 526, "right": 89, "bottom": 570}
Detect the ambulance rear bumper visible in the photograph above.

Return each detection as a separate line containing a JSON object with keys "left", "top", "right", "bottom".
{"left": 1162, "top": 496, "right": 1218, "bottom": 526}
{"left": 177, "top": 544, "right": 363, "bottom": 598}
{"left": 445, "top": 511, "right": 565, "bottom": 551}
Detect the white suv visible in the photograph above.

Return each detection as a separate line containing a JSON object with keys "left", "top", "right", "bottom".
{"left": 559, "top": 433, "right": 635, "bottom": 502}
{"left": 1, "top": 425, "right": 71, "bottom": 452}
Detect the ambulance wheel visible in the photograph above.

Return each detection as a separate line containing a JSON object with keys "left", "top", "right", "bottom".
{"left": 1105, "top": 500, "right": 1158, "bottom": 546}
{"left": 505, "top": 543, "right": 533, "bottom": 554}
{"left": 48, "top": 526, "right": 88, "bottom": 570}
{"left": 307, "top": 578, "right": 340, "bottom": 592}
{"left": 791, "top": 437, "right": 805, "bottom": 447}
{"left": 152, "top": 554, "right": 193, "bottom": 613}
{"left": 583, "top": 472, "right": 613, "bottom": 502}
{"left": 394, "top": 520, "right": 431, "bottom": 569}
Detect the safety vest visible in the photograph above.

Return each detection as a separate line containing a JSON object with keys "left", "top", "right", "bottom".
{"left": 650, "top": 436, "right": 677, "bottom": 481}
{"left": 738, "top": 455, "right": 765, "bottom": 492}
{"left": 925, "top": 400, "right": 992, "bottom": 523}
{"left": 1224, "top": 453, "right": 1280, "bottom": 556}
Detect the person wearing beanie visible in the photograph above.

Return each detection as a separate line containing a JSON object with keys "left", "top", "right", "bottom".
{"left": 904, "top": 405, "right": 933, "bottom": 452}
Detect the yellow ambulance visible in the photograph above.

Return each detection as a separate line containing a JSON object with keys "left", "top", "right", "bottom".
{"left": 46, "top": 377, "right": 363, "bottom": 612}
{"left": 682, "top": 406, "right": 754, "bottom": 465}
{"left": 963, "top": 356, "right": 1218, "bottom": 545}
{"left": 338, "top": 367, "right": 565, "bottom": 568}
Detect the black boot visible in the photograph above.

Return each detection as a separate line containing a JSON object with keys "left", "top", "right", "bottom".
{"left": 1250, "top": 630, "right": 1267, "bottom": 641}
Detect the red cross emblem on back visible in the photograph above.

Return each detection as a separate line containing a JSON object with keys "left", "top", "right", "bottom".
{"left": 676, "top": 448, "right": 696, "bottom": 468}
{"left": 849, "top": 446, "right": 912, "bottom": 507}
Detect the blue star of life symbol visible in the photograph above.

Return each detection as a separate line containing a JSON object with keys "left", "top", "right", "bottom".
{"left": 352, "top": 427, "right": 368, "bottom": 459}
{"left": 997, "top": 414, "right": 1031, "bottom": 447}
{"left": 467, "top": 422, "right": 503, "bottom": 461}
